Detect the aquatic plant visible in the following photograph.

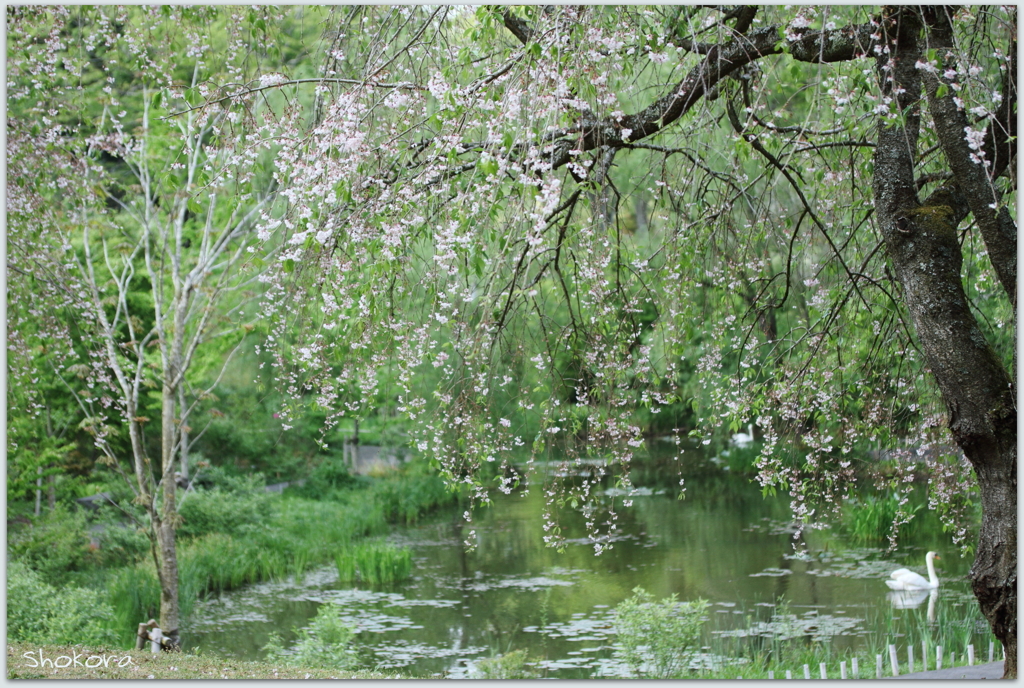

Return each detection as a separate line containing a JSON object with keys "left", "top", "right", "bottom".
{"left": 473, "top": 650, "right": 538, "bottom": 679}
{"left": 335, "top": 541, "right": 413, "bottom": 586}
{"left": 845, "top": 493, "right": 921, "bottom": 543}
{"left": 263, "top": 602, "right": 356, "bottom": 669}
{"left": 614, "top": 587, "right": 709, "bottom": 678}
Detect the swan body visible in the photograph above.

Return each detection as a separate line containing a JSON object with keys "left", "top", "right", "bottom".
{"left": 886, "top": 551, "right": 940, "bottom": 590}
{"left": 730, "top": 423, "right": 755, "bottom": 448}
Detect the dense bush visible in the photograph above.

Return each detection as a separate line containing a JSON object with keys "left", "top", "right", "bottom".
{"left": 177, "top": 488, "right": 273, "bottom": 539}
{"left": 290, "top": 455, "right": 357, "bottom": 499}
{"left": 614, "top": 587, "right": 709, "bottom": 679}
{"left": 8, "top": 561, "right": 117, "bottom": 646}
{"left": 94, "top": 524, "right": 152, "bottom": 567}
{"left": 7, "top": 505, "right": 91, "bottom": 584}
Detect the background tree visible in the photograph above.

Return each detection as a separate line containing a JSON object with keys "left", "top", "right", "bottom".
{"left": 227, "top": 6, "right": 1015, "bottom": 675}
{"left": 6, "top": 5, "right": 308, "bottom": 646}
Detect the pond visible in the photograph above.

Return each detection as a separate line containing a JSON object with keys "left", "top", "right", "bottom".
{"left": 183, "top": 446, "right": 987, "bottom": 677}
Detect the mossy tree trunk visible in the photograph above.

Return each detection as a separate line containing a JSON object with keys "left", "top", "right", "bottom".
{"left": 872, "top": 8, "right": 1016, "bottom": 677}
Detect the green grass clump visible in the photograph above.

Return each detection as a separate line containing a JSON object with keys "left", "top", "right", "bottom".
{"left": 372, "top": 468, "right": 458, "bottom": 525}
{"left": 7, "top": 562, "right": 118, "bottom": 646}
{"left": 844, "top": 492, "right": 921, "bottom": 542}
{"left": 335, "top": 540, "right": 413, "bottom": 585}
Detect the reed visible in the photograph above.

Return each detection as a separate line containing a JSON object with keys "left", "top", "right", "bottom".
{"left": 335, "top": 541, "right": 413, "bottom": 586}
{"left": 692, "top": 597, "right": 996, "bottom": 680}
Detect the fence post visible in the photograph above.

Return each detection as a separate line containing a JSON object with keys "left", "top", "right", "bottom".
{"left": 922, "top": 640, "right": 928, "bottom": 672}
{"left": 876, "top": 654, "right": 882, "bottom": 679}
{"left": 768, "top": 670, "right": 774, "bottom": 679}
{"left": 819, "top": 663, "right": 827, "bottom": 679}
{"left": 936, "top": 645, "right": 943, "bottom": 670}
{"left": 150, "top": 626, "right": 163, "bottom": 654}
{"left": 907, "top": 644, "right": 914, "bottom": 673}
{"left": 803, "top": 664, "right": 810, "bottom": 679}
{"left": 967, "top": 644, "right": 975, "bottom": 666}
{"left": 949, "top": 652, "right": 955, "bottom": 668}
{"left": 785, "top": 670, "right": 792, "bottom": 679}
{"left": 851, "top": 657, "right": 859, "bottom": 679}
{"left": 889, "top": 644, "right": 900, "bottom": 676}
{"left": 840, "top": 661, "right": 847, "bottom": 679}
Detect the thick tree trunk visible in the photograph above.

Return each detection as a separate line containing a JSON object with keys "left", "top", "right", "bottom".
{"left": 872, "top": 8, "right": 1017, "bottom": 678}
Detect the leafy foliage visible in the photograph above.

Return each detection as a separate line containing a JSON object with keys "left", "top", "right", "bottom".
{"left": 7, "top": 562, "right": 118, "bottom": 646}
{"left": 263, "top": 602, "right": 357, "bottom": 669}
{"left": 177, "top": 488, "right": 274, "bottom": 540}
{"left": 7, "top": 506, "right": 92, "bottom": 585}
{"left": 614, "top": 587, "right": 709, "bottom": 679}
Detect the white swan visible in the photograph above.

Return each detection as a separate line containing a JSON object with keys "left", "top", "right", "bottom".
{"left": 886, "top": 551, "right": 940, "bottom": 590}
{"left": 730, "top": 423, "right": 755, "bottom": 448}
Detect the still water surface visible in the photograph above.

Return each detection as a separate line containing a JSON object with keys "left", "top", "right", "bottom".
{"left": 184, "top": 453, "right": 983, "bottom": 677}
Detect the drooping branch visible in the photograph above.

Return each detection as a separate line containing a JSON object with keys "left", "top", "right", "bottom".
{"left": 921, "top": 6, "right": 1016, "bottom": 306}
{"left": 546, "top": 21, "right": 879, "bottom": 170}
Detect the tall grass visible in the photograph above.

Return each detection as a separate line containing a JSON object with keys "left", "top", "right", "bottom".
{"left": 693, "top": 597, "right": 997, "bottom": 679}
{"left": 335, "top": 541, "right": 413, "bottom": 586}
{"left": 844, "top": 492, "right": 921, "bottom": 542}
{"left": 106, "top": 492, "right": 387, "bottom": 645}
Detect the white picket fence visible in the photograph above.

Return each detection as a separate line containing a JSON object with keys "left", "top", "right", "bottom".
{"left": 761, "top": 641, "right": 1001, "bottom": 679}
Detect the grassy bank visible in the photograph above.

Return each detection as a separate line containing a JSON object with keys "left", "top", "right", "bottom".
{"left": 104, "top": 471, "right": 457, "bottom": 646}
{"left": 6, "top": 463, "right": 460, "bottom": 652}
{"left": 6, "top": 642, "right": 402, "bottom": 680}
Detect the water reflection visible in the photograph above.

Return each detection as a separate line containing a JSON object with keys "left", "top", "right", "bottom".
{"left": 888, "top": 589, "right": 938, "bottom": 622}
{"left": 185, "top": 451, "right": 979, "bottom": 677}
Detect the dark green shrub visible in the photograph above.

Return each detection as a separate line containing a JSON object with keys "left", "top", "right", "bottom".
{"left": 291, "top": 455, "right": 356, "bottom": 498}
{"left": 8, "top": 561, "right": 117, "bottom": 645}
{"left": 7, "top": 505, "right": 91, "bottom": 584}
{"left": 95, "top": 524, "right": 152, "bottom": 567}
{"left": 177, "top": 488, "right": 273, "bottom": 539}
{"left": 194, "top": 465, "right": 266, "bottom": 493}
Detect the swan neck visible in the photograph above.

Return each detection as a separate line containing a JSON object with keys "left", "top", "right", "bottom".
{"left": 926, "top": 555, "right": 938, "bottom": 586}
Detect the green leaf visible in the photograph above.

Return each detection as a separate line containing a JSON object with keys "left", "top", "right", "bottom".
{"left": 282, "top": 258, "right": 295, "bottom": 273}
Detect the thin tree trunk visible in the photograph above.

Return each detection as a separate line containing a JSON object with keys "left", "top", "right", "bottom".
{"left": 156, "top": 379, "right": 182, "bottom": 649}
{"left": 178, "top": 384, "right": 189, "bottom": 480}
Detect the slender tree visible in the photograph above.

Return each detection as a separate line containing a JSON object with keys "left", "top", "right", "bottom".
{"left": 7, "top": 6, "right": 293, "bottom": 645}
